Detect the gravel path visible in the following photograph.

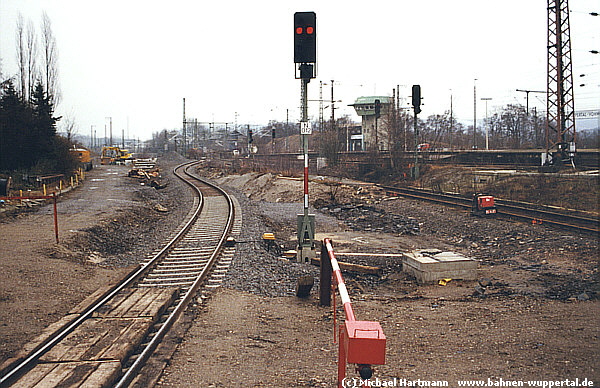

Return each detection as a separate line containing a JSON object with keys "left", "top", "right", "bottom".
{"left": 0, "top": 154, "right": 193, "bottom": 365}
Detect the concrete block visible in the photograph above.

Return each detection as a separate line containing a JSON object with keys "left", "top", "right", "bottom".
{"left": 402, "top": 249, "right": 478, "bottom": 284}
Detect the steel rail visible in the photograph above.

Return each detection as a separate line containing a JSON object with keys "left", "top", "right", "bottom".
{"left": 380, "top": 185, "right": 599, "bottom": 234}
{"left": 114, "top": 162, "right": 234, "bottom": 387}
{"left": 0, "top": 160, "right": 232, "bottom": 387}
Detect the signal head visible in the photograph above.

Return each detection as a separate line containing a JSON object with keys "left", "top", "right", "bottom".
{"left": 294, "top": 12, "right": 317, "bottom": 64}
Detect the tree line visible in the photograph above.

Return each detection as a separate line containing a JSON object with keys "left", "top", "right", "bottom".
{"left": 317, "top": 103, "right": 597, "bottom": 159}
{"left": 0, "top": 12, "right": 75, "bottom": 175}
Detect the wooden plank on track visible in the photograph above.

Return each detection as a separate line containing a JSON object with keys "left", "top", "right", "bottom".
{"left": 42, "top": 361, "right": 96, "bottom": 387}
{"left": 135, "top": 288, "right": 178, "bottom": 319}
{"left": 38, "top": 319, "right": 107, "bottom": 362}
{"left": 103, "top": 288, "right": 175, "bottom": 319}
{"left": 101, "top": 288, "right": 152, "bottom": 318}
{"left": 94, "top": 288, "right": 135, "bottom": 317}
{"left": 29, "top": 362, "right": 82, "bottom": 387}
{"left": 99, "top": 318, "right": 154, "bottom": 361}
{"left": 9, "top": 362, "right": 55, "bottom": 387}
{"left": 68, "top": 284, "right": 118, "bottom": 315}
{"left": 0, "top": 314, "right": 78, "bottom": 371}
{"left": 15, "top": 361, "right": 121, "bottom": 388}
{"left": 39, "top": 317, "right": 152, "bottom": 363}
{"left": 80, "top": 360, "right": 122, "bottom": 387}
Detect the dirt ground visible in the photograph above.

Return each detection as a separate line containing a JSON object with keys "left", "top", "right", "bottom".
{"left": 0, "top": 164, "right": 134, "bottom": 364}
{"left": 156, "top": 169, "right": 599, "bottom": 387}
{"left": 1, "top": 162, "right": 598, "bottom": 387}
{"left": 0, "top": 156, "right": 192, "bottom": 366}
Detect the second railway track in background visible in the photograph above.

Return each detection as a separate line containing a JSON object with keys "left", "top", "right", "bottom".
{"left": 381, "top": 185, "right": 599, "bottom": 234}
{"left": 0, "top": 161, "right": 241, "bottom": 388}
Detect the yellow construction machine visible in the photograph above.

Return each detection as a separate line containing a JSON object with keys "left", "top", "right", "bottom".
{"left": 100, "top": 146, "right": 133, "bottom": 165}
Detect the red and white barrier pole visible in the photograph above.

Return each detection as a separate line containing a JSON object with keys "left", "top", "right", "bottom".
{"left": 324, "top": 238, "right": 356, "bottom": 322}
{"left": 321, "top": 238, "right": 386, "bottom": 388}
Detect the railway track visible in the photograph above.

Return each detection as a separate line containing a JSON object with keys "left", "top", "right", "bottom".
{"left": 0, "top": 161, "right": 241, "bottom": 387}
{"left": 381, "top": 185, "right": 599, "bottom": 234}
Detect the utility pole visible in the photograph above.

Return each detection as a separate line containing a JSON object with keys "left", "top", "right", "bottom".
{"left": 546, "top": 0, "right": 576, "bottom": 167}
{"left": 319, "top": 81, "right": 324, "bottom": 131}
{"left": 106, "top": 117, "right": 113, "bottom": 146}
{"left": 473, "top": 79, "right": 477, "bottom": 149}
{"left": 516, "top": 89, "right": 545, "bottom": 114}
{"left": 481, "top": 98, "right": 492, "bottom": 150}
{"left": 516, "top": 89, "right": 544, "bottom": 152}
{"left": 449, "top": 91, "right": 454, "bottom": 150}
{"left": 182, "top": 98, "right": 187, "bottom": 156}
{"left": 330, "top": 80, "right": 335, "bottom": 133}
{"left": 374, "top": 99, "right": 380, "bottom": 152}
{"left": 396, "top": 84, "right": 402, "bottom": 153}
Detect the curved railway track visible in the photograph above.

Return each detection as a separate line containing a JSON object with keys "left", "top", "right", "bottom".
{"left": 0, "top": 161, "right": 241, "bottom": 388}
{"left": 381, "top": 185, "right": 599, "bottom": 234}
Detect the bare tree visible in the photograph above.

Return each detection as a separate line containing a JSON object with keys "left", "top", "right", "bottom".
{"left": 61, "top": 113, "right": 77, "bottom": 142}
{"left": 14, "top": 14, "right": 39, "bottom": 101}
{"left": 26, "top": 19, "right": 38, "bottom": 100}
{"left": 488, "top": 104, "right": 529, "bottom": 149}
{"left": 15, "top": 13, "right": 27, "bottom": 98}
{"left": 41, "top": 11, "right": 60, "bottom": 104}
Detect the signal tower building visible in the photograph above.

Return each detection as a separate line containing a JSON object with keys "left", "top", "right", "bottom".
{"left": 350, "top": 96, "right": 393, "bottom": 151}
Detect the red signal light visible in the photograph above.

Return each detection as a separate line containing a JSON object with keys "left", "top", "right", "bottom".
{"left": 294, "top": 11, "right": 316, "bottom": 64}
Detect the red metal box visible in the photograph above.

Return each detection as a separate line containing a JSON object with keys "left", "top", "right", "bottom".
{"left": 344, "top": 321, "right": 386, "bottom": 365}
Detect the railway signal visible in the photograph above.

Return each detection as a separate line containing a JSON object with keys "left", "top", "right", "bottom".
{"left": 412, "top": 85, "right": 422, "bottom": 114}
{"left": 294, "top": 12, "right": 316, "bottom": 64}
{"left": 295, "top": 11, "right": 317, "bottom": 263}
{"left": 412, "top": 85, "right": 422, "bottom": 179}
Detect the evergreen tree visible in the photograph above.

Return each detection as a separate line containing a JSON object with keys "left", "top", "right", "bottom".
{"left": 30, "top": 82, "right": 59, "bottom": 162}
{"left": 0, "top": 80, "right": 71, "bottom": 173}
{"left": 0, "top": 80, "right": 30, "bottom": 170}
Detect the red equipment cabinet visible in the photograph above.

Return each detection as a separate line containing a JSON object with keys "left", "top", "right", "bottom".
{"left": 472, "top": 194, "right": 497, "bottom": 216}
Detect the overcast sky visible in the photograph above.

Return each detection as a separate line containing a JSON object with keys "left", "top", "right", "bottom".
{"left": 0, "top": 0, "right": 598, "bottom": 141}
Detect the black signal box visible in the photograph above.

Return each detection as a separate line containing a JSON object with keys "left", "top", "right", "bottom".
{"left": 294, "top": 12, "right": 316, "bottom": 63}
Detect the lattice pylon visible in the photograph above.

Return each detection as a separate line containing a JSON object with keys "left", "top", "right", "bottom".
{"left": 546, "top": 0, "right": 576, "bottom": 164}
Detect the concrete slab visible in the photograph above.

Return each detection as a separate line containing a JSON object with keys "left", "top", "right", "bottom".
{"left": 402, "top": 249, "right": 478, "bottom": 284}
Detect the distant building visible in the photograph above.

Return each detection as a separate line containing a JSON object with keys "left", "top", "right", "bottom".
{"left": 349, "top": 96, "right": 393, "bottom": 151}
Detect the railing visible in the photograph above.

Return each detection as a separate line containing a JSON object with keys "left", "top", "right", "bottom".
{"left": 320, "top": 238, "right": 386, "bottom": 387}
